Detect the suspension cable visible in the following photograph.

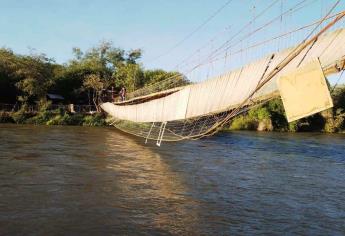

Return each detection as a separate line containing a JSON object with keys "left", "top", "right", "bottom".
{"left": 148, "top": 0, "right": 235, "bottom": 63}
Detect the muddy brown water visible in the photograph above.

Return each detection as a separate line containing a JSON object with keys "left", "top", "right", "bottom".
{"left": 0, "top": 124, "right": 345, "bottom": 235}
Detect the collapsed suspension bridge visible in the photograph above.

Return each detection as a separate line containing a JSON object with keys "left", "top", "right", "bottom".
{"left": 101, "top": 7, "right": 345, "bottom": 145}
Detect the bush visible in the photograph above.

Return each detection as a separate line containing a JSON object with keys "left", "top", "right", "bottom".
{"left": 46, "top": 114, "right": 74, "bottom": 125}
{"left": 26, "top": 110, "right": 54, "bottom": 125}
{"left": 288, "top": 121, "right": 299, "bottom": 132}
{"left": 37, "top": 99, "right": 52, "bottom": 112}
{"left": 266, "top": 99, "right": 289, "bottom": 131}
{"left": 324, "top": 116, "right": 345, "bottom": 132}
{"left": 20, "top": 101, "right": 55, "bottom": 125}
{"left": 228, "top": 105, "right": 273, "bottom": 131}
{"left": 66, "top": 113, "right": 84, "bottom": 125}
{"left": 229, "top": 115, "right": 257, "bottom": 130}
{"left": 82, "top": 113, "right": 106, "bottom": 126}
{"left": 248, "top": 106, "right": 270, "bottom": 121}
{"left": 46, "top": 114, "right": 64, "bottom": 125}
{"left": 228, "top": 97, "right": 333, "bottom": 132}
{"left": 46, "top": 113, "right": 85, "bottom": 126}
{"left": 332, "top": 86, "right": 345, "bottom": 110}
{"left": 11, "top": 105, "right": 32, "bottom": 124}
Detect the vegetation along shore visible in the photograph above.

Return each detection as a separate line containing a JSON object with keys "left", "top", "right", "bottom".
{"left": 1, "top": 42, "right": 345, "bottom": 132}
{"left": 0, "top": 41, "right": 184, "bottom": 126}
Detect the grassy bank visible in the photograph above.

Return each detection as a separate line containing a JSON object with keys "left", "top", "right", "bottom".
{"left": 226, "top": 85, "right": 345, "bottom": 133}
{"left": 0, "top": 104, "right": 107, "bottom": 127}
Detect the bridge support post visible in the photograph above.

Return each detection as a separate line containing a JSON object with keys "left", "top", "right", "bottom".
{"left": 156, "top": 122, "right": 167, "bottom": 147}
{"left": 145, "top": 122, "right": 155, "bottom": 144}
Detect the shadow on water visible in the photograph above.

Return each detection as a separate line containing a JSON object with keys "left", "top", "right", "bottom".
{"left": 0, "top": 124, "right": 345, "bottom": 235}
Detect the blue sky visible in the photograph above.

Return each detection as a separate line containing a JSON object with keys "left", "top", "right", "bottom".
{"left": 0, "top": 0, "right": 344, "bottom": 80}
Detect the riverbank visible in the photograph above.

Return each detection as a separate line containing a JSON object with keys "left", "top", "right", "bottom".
{"left": 0, "top": 108, "right": 106, "bottom": 127}
{"left": 1, "top": 106, "right": 344, "bottom": 134}
{"left": 226, "top": 96, "right": 345, "bottom": 133}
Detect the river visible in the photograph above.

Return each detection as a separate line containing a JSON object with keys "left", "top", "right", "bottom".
{"left": 0, "top": 124, "right": 344, "bottom": 235}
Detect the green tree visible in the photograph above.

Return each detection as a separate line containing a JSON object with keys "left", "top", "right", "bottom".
{"left": 83, "top": 74, "right": 104, "bottom": 111}
{"left": 0, "top": 50, "right": 55, "bottom": 104}
{"left": 0, "top": 41, "right": 184, "bottom": 108}
{"left": 0, "top": 48, "right": 20, "bottom": 103}
{"left": 114, "top": 63, "right": 144, "bottom": 92}
{"left": 143, "top": 69, "right": 187, "bottom": 85}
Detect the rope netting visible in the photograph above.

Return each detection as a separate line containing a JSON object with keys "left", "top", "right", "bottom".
{"left": 111, "top": 95, "right": 274, "bottom": 143}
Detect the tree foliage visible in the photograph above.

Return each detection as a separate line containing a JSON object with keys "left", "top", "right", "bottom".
{"left": 0, "top": 49, "right": 55, "bottom": 103}
{"left": 0, "top": 41, "right": 184, "bottom": 106}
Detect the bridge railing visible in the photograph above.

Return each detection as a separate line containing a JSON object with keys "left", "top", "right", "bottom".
{"left": 117, "top": 75, "right": 191, "bottom": 102}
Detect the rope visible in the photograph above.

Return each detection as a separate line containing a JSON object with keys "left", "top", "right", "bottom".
{"left": 207, "top": 0, "right": 318, "bottom": 63}
{"left": 148, "top": 0, "right": 234, "bottom": 63}
{"left": 197, "top": 11, "right": 343, "bottom": 71}
{"left": 331, "top": 70, "right": 345, "bottom": 93}
{"left": 127, "top": 11, "right": 342, "bottom": 102}
{"left": 128, "top": 0, "right": 311, "bottom": 100}
{"left": 175, "top": 0, "right": 281, "bottom": 69}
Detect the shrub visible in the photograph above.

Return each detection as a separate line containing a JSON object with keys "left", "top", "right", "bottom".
{"left": 82, "top": 113, "right": 106, "bottom": 126}
{"left": 266, "top": 99, "right": 289, "bottom": 131}
{"left": 248, "top": 106, "right": 270, "bottom": 121}
{"left": 324, "top": 116, "right": 345, "bottom": 132}
{"left": 288, "top": 121, "right": 299, "bottom": 132}
{"left": 229, "top": 115, "right": 257, "bottom": 130}
{"left": 66, "top": 113, "right": 84, "bottom": 125}
{"left": 45, "top": 113, "right": 84, "bottom": 126}
{"left": 48, "top": 113, "right": 76, "bottom": 126}
{"left": 24, "top": 101, "right": 55, "bottom": 125}
{"left": 332, "top": 85, "right": 345, "bottom": 110}
{"left": 11, "top": 105, "right": 32, "bottom": 124}
{"left": 46, "top": 114, "right": 64, "bottom": 125}
{"left": 26, "top": 110, "right": 54, "bottom": 124}
{"left": 37, "top": 99, "right": 52, "bottom": 112}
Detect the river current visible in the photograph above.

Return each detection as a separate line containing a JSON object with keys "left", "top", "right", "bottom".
{"left": 0, "top": 124, "right": 344, "bottom": 235}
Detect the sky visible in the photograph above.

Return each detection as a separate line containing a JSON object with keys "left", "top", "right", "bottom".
{"left": 0, "top": 0, "right": 344, "bottom": 82}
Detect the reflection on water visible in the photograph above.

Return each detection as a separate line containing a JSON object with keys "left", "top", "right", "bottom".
{"left": 0, "top": 124, "right": 345, "bottom": 235}
{"left": 103, "top": 132, "right": 200, "bottom": 234}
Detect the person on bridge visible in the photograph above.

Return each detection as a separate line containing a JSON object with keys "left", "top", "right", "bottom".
{"left": 120, "top": 87, "right": 126, "bottom": 102}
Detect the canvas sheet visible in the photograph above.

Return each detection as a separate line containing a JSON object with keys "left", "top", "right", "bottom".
{"left": 278, "top": 60, "right": 333, "bottom": 122}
